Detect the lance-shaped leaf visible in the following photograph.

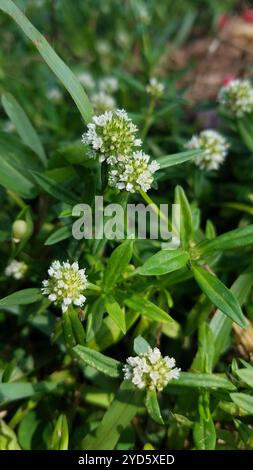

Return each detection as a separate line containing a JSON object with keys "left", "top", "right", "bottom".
{"left": 200, "top": 225, "right": 253, "bottom": 254}
{"left": 236, "top": 369, "right": 253, "bottom": 388}
{"left": 192, "top": 265, "right": 246, "bottom": 328}
{"left": 175, "top": 185, "right": 193, "bottom": 249}
{"left": 2, "top": 93, "right": 46, "bottom": 165}
{"left": 124, "top": 295, "right": 175, "bottom": 324}
{"left": 237, "top": 116, "right": 253, "bottom": 153}
{"left": 0, "top": 132, "right": 40, "bottom": 199}
{"left": 0, "top": 288, "right": 42, "bottom": 307}
{"left": 103, "top": 240, "right": 133, "bottom": 292}
{"left": 164, "top": 372, "right": 235, "bottom": 391}
{"left": 104, "top": 295, "right": 126, "bottom": 334}
{"left": 31, "top": 171, "right": 77, "bottom": 205}
{"left": 51, "top": 414, "right": 69, "bottom": 450}
{"left": 157, "top": 149, "right": 202, "bottom": 169}
{"left": 230, "top": 393, "right": 253, "bottom": 415}
{"left": 145, "top": 389, "right": 164, "bottom": 425}
{"left": 0, "top": 382, "right": 57, "bottom": 404}
{"left": 73, "top": 345, "right": 122, "bottom": 378}
{"left": 81, "top": 380, "right": 143, "bottom": 450}
{"left": 45, "top": 225, "right": 72, "bottom": 246}
{"left": 193, "top": 392, "right": 216, "bottom": 450}
{"left": 0, "top": 0, "right": 93, "bottom": 123}
{"left": 210, "top": 265, "right": 253, "bottom": 368}
{"left": 137, "top": 248, "right": 189, "bottom": 276}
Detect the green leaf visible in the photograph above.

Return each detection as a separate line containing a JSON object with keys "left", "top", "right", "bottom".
{"left": 17, "top": 411, "right": 41, "bottom": 450}
{"left": 236, "top": 369, "right": 253, "bottom": 388}
{"left": 104, "top": 295, "right": 126, "bottom": 334}
{"left": 0, "top": 288, "right": 42, "bottom": 307}
{"left": 31, "top": 171, "right": 77, "bottom": 205}
{"left": 0, "top": 0, "right": 93, "bottom": 123}
{"left": 44, "top": 226, "right": 72, "bottom": 246}
{"left": 2, "top": 359, "right": 17, "bottom": 383}
{"left": 157, "top": 149, "right": 202, "bottom": 169}
{"left": 191, "top": 323, "right": 215, "bottom": 373}
{"left": 192, "top": 265, "right": 246, "bottom": 328}
{"left": 68, "top": 307, "right": 85, "bottom": 346}
{"left": 200, "top": 225, "right": 253, "bottom": 254}
{"left": 234, "top": 419, "right": 253, "bottom": 447}
{"left": 124, "top": 295, "right": 175, "bottom": 324}
{"left": 237, "top": 116, "right": 253, "bottom": 153}
{"left": 0, "top": 420, "right": 20, "bottom": 450}
{"left": 103, "top": 240, "right": 133, "bottom": 292}
{"left": 145, "top": 389, "right": 164, "bottom": 425}
{"left": 205, "top": 220, "right": 216, "bottom": 240}
{"left": 81, "top": 380, "right": 143, "bottom": 450}
{"left": 2, "top": 92, "right": 46, "bottom": 165}
{"left": 86, "top": 310, "right": 140, "bottom": 352}
{"left": 175, "top": 185, "right": 193, "bottom": 249}
{"left": 62, "top": 311, "right": 76, "bottom": 349}
{"left": 133, "top": 335, "right": 150, "bottom": 355}
{"left": 0, "top": 382, "right": 57, "bottom": 404}
{"left": 193, "top": 392, "right": 216, "bottom": 450}
{"left": 165, "top": 372, "right": 235, "bottom": 391}
{"left": 73, "top": 345, "right": 122, "bottom": 377}
{"left": 210, "top": 265, "right": 253, "bottom": 368}
{"left": 51, "top": 414, "right": 69, "bottom": 450}
{"left": 230, "top": 393, "right": 253, "bottom": 415}
{"left": 137, "top": 248, "right": 189, "bottom": 276}
{"left": 0, "top": 132, "right": 40, "bottom": 198}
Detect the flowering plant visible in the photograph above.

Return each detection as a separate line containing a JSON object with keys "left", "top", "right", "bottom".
{"left": 1, "top": 0, "right": 253, "bottom": 453}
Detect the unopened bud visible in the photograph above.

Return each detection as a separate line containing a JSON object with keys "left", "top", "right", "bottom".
{"left": 12, "top": 219, "right": 27, "bottom": 243}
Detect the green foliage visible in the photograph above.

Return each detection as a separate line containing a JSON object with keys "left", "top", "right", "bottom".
{"left": 0, "top": 0, "right": 253, "bottom": 452}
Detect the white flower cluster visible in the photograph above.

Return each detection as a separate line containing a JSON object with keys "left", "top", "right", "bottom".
{"left": 82, "top": 103, "right": 160, "bottom": 193}
{"left": 99, "top": 76, "right": 119, "bottom": 94}
{"left": 82, "top": 109, "right": 142, "bottom": 162}
{"left": 77, "top": 73, "right": 118, "bottom": 114}
{"left": 46, "top": 87, "right": 62, "bottom": 103}
{"left": 123, "top": 347, "right": 180, "bottom": 391}
{"left": 41, "top": 260, "right": 88, "bottom": 313}
{"left": 108, "top": 151, "right": 159, "bottom": 193}
{"left": 186, "top": 129, "right": 229, "bottom": 171}
{"left": 91, "top": 92, "right": 116, "bottom": 114}
{"left": 5, "top": 260, "right": 28, "bottom": 280}
{"left": 146, "top": 77, "right": 165, "bottom": 98}
{"left": 77, "top": 71, "right": 95, "bottom": 91}
{"left": 91, "top": 76, "right": 118, "bottom": 115}
{"left": 218, "top": 79, "right": 253, "bottom": 117}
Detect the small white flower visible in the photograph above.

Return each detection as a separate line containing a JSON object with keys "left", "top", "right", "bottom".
{"left": 98, "top": 76, "right": 119, "bottom": 94}
{"left": 108, "top": 151, "right": 160, "bottom": 193}
{"left": 41, "top": 260, "right": 88, "bottom": 313}
{"left": 186, "top": 129, "right": 229, "bottom": 171}
{"left": 137, "top": 3, "right": 150, "bottom": 24}
{"left": 5, "top": 260, "right": 28, "bottom": 280}
{"left": 116, "top": 30, "right": 130, "bottom": 48}
{"left": 146, "top": 78, "right": 165, "bottom": 98}
{"left": 82, "top": 109, "right": 141, "bottom": 162}
{"left": 123, "top": 347, "right": 180, "bottom": 391}
{"left": 91, "top": 91, "right": 116, "bottom": 114}
{"left": 96, "top": 40, "right": 111, "bottom": 56}
{"left": 76, "top": 71, "right": 95, "bottom": 91}
{"left": 218, "top": 79, "right": 253, "bottom": 117}
{"left": 46, "top": 87, "right": 62, "bottom": 103}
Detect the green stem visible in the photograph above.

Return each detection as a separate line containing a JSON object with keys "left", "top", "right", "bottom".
{"left": 139, "top": 189, "right": 168, "bottom": 225}
{"left": 7, "top": 190, "right": 26, "bottom": 209}
{"left": 139, "top": 189, "right": 180, "bottom": 238}
{"left": 141, "top": 96, "right": 156, "bottom": 140}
